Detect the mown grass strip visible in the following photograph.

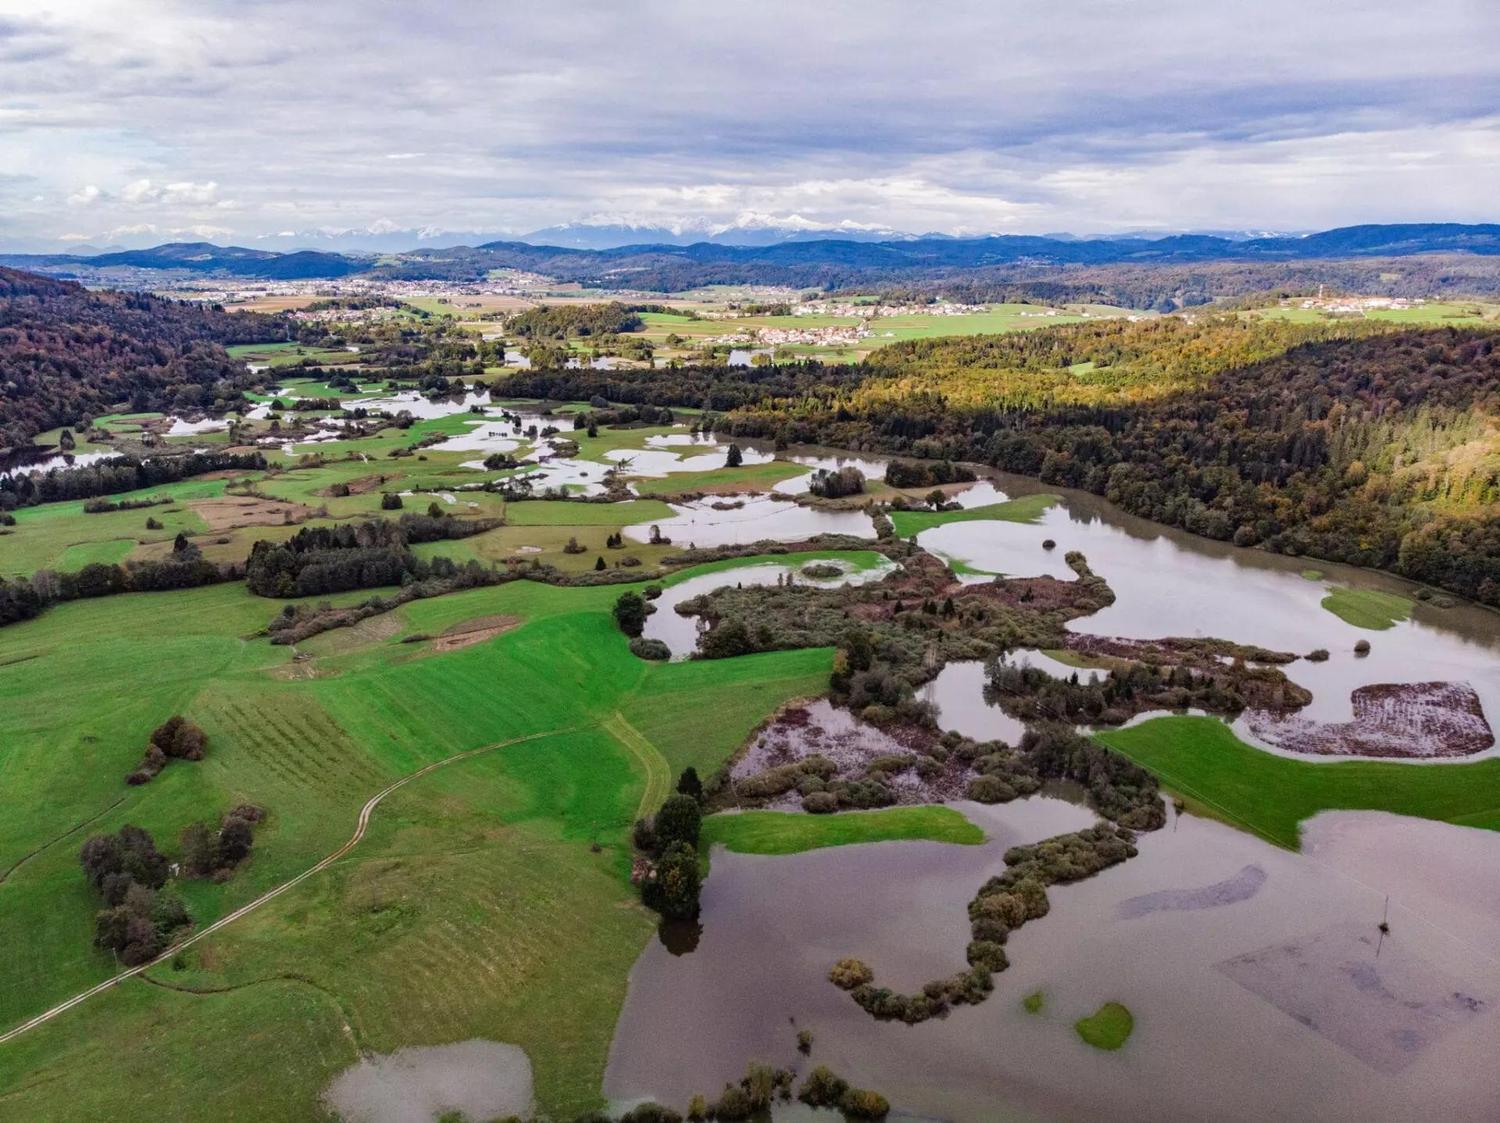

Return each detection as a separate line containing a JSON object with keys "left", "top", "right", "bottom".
{"left": 701, "top": 805, "right": 984, "bottom": 856}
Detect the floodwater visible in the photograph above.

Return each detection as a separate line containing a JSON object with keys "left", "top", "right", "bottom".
{"left": 323, "top": 1039, "right": 533, "bottom": 1123}
{"left": 346, "top": 390, "right": 496, "bottom": 419}
{"left": 602, "top": 445, "right": 775, "bottom": 476}
{"left": 606, "top": 801, "right": 1500, "bottom": 1122}
{"left": 626, "top": 496, "right": 876, "bottom": 548}
{"left": 0, "top": 449, "right": 123, "bottom": 479}
{"left": 920, "top": 661, "right": 1027, "bottom": 744}
{"left": 644, "top": 557, "right": 897, "bottom": 659}
{"left": 914, "top": 473, "right": 1500, "bottom": 761}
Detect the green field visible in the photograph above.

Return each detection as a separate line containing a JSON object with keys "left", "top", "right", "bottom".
{"left": 1244, "top": 300, "right": 1500, "bottom": 327}
{"left": 1097, "top": 716, "right": 1500, "bottom": 849}
{"left": 0, "top": 566, "right": 836, "bottom": 1118}
{"left": 225, "top": 343, "right": 363, "bottom": 369}
{"left": 631, "top": 302, "right": 1137, "bottom": 363}
{"left": 1319, "top": 585, "right": 1414, "bottom": 630}
{"left": 701, "top": 806, "right": 984, "bottom": 855}
{"left": 889, "top": 493, "right": 1060, "bottom": 537}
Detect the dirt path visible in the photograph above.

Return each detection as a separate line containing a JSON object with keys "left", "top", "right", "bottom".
{"left": 0, "top": 727, "right": 582, "bottom": 1047}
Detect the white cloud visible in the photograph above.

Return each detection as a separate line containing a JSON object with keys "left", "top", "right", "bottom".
{"left": 119, "top": 178, "right": 219, "bottom": 205}
{"left": 5, "top": 1, "right": 1498, "bottom": 241}
{"left": 171, "top": 223, "right": 231, "bottom": 239}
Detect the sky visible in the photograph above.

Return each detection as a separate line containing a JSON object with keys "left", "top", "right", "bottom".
{"left": 0, "top": 0, "right": 1497, "bottom": 251}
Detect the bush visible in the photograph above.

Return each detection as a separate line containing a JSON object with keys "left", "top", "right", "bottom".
{"left": 380, "top": 492, "right": 403, "bottom": 510}
{"left": 966, "top": 939, "right": 1010, "bottom": 972}
{"left": 126, "top": 715, "right": 207, "bottom": 784}
{"left": 966, "top": 774, "right": 1018, "bottom": 803}
{"left": 802, "top": 791, "right": 839, "bottom": 813}
{"left": 631, "top": 817, "right": 658, "bottom": 852}
{"left": 828, "top": 958, "right": 873, "bottom": 990}
{"left": 798, "top": 1066, "right": 849, "bottom": 1108}
{"left": 628, "top": 637, "right": 671, "bottom": 660}
{"left": 654, "top": 794, "right": 702, "bottom": 849}
{"left": 640, "top": 841, "right": 700, "bottom": 920}
{"left": 676, "top": 766, "right": 704, "bottom": 802}
{"left": 1306, "top": 648, "right": 1329, "bottom": 661}
{"left": 619, "top": 1105, "right": 681, "bottom": 1123}
{"left": 1354, "top": 638, "right": 1371, "bottom": 654}
{"left": 613, "top": 591, "right": 648, "bottom": 637}
{"left": 841, "top": 1088, "right": 891, "bottom": 1119}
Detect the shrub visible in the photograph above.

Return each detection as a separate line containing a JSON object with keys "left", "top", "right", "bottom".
{"left": 126, "top": 715, "right": 207, "bottom": 784}
{"left": 841, "top": 1088, "right": 891, "bottom": 1119}
{"left": 1306, "top": 648, "right": 1329, "bottom": 662}
{"left": 380, "top": 492, "right": 403, "bottom": 510}
{"left": 640, "top": 841, "right": 700, "bottom": 920}
{"left": 676, "top": 766, "right": 703, "bottom": 802}
{"left": 631, "top": 817, "right": 658, "bottom": 852}
{"left": 628, "top": 637, "right": 671, "bottom": 660}
{"left": 802, "top": 791, "right": 838, "bottom": 813}
{"left": 619, "top": 1105, "right": 681, "bottom": 1123}
{"left": 711, "top": 1085, "right": 751, "bottom": 1120}
{"left": 828, "top": 958, "right": 873, "bottom": 990}
{"left": 1354, "top": 638, "right": 1371, "bottom": 654}
{"left": 798, "top": 1066, "right": 849, "bottom": 1108}
{"left": 966, "top": 774, "right": 1017, "bottom": 803}
{"left": 613, "top": 591, "right": 648, "bottom": 637}
{"left": 966, "top": 939, "right": 1010, "bottom": 973}
{"left": 654, "top": 794, "right": 702, "bottom": 849}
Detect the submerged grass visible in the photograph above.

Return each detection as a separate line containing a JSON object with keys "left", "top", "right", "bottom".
{"left": 1075, "top": 1002, "right": 1134, "bottom": 1050}
{"left": 1319, "top": 585, "right": 1414, "bottom": 630}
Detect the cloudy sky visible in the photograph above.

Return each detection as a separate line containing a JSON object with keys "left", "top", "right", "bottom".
{"left": 1, "top": 0, "right": 1497, "bottom": 250}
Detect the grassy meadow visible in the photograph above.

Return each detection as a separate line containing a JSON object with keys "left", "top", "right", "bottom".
{"left": 0, "top": 569, "right": 835, "bottom": 1118}
{"left": 1096, "top": 715, "right": 1500, "bottom": 849}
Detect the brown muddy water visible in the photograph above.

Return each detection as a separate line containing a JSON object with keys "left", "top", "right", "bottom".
{"left": 323, "top": 1039, "right": 533, "bottom": 1123}
{"left": 606, "top": 800, "right": 1500, "bottom": 1121}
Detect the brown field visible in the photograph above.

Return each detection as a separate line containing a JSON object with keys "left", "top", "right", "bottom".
{"left": 189, "top": 495, "right": 312, "bottom": 533}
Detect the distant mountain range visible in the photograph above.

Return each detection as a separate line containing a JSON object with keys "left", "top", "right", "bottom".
{"left": 3, "top": 224, "right": 1498, "bottom": 289}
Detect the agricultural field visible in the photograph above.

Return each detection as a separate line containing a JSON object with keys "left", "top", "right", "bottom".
{"left": 0, "top": 568, "right": 836, "bottom": 1119}
{"left": 1241, "top": 299, "right": 1500, "bottom": 326}
{"left": 226, "top": 342, "right": 364, "bottom": 368}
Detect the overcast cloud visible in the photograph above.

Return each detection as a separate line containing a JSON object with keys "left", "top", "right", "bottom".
{"left": 1, "top": 0, "right": 1496, "bottom": 249}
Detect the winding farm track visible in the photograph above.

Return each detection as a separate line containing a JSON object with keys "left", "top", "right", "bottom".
{"left": 603, "top": 711, "right": 671, "bottom": 818}
{"left": 0, "top": 726, "right": 580, "bottom": 1047}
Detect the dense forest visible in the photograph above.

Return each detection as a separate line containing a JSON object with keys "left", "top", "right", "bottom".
{"left": 506, "top": 301, "right": 643, "bottom": 340}
{"left": 498, "top": 320, "right": 1500, "bottom": 606}
{"left": 0, "top": 268, "right": 282, "bottom": 446}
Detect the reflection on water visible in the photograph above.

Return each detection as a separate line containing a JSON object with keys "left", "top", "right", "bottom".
{"left": 921, "top": 661, "right": 1027, "bottom": 744}
{"left": 607, "top": 802, "right": 1500, "bottom": 1122}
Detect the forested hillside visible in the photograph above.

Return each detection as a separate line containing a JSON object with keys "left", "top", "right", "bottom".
{"left": 499, "top": 321, "right": 1500, "bottom": 606}
{"left": 0, "top": 268, "right": 282, "bottom": 446}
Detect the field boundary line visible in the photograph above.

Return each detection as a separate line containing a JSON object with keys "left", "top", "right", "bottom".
{"left": 603, "top": 711, "right": 671, "bottom": 818}
{"left": 0, "top": 725, "right": 583, "bottom": 1047}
